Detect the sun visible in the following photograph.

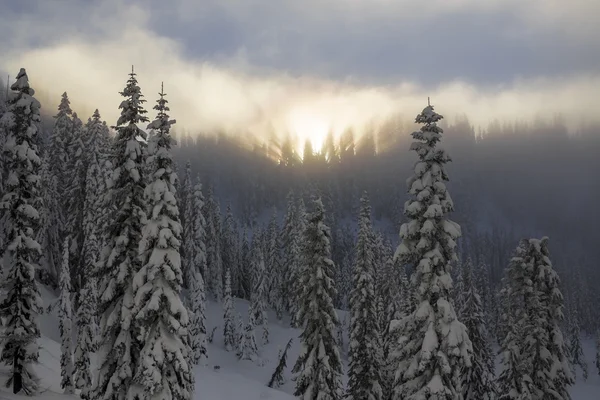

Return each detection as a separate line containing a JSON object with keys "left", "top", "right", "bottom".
{"left": 288, "top": 109, "right": 330, "bottom": 157}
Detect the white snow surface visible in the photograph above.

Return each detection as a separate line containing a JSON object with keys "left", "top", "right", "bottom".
{"left": 0, "top": 286, "right": 597, "bottom": 399}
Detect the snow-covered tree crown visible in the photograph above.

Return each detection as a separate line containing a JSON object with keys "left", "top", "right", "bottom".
{"left": 396, "top": 102, "right": 460, "bottom": 297}
{"left": 114, "top": 66, "right": 149, "bottom": 130}
{"left": 147, "top": 83, "right": 176, "bottom": 134}
{"left": 55, "top": 92, "right": 72, "bottom": 118}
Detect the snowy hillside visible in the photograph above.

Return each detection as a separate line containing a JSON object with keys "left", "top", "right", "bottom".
{"left": 0, "top": 286, "right": 597, "bottom": 400}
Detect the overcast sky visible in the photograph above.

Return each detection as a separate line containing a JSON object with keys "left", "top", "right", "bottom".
{"left": 1, "top": 0, "right": 599, "bottom": 141}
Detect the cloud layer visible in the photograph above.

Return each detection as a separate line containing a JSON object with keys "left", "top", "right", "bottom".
{"left": 1, "top": 0, "right": 599, "bottom": 147}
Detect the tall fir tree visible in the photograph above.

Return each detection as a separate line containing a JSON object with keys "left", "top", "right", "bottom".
{"left": 188, "top": 177, "right": 208, "bottom": 365}
{"left": 74, "top": 266, "right": 97, "bottom": 399}
{"left": 58, "top": 238, "right": 74, "bottom": 393}
{"left": 266, "top": 208, "right": 284, "bottom": 319}
{"left": 49, "top": 92, "right": 73, "bottom": 197}
{"left": 498, "top": 238, "right": 574, "bottom": 399}
{"left": 189, "top": 270, "right": 208, "bottom": 365}
{"left": 93, "top": 67, "right": 149, "bottom": 400}
{"left": 222, "top": 204, "right": 239, "bottom": 296}
{"left": 181, "top": 161, "right": 194, "bottom": 285}
{"left": 460, "top": 261, "right": 497, "bottom": 400}
{"left": 347, "top": 192, "right": 383, "bottom": 400}
{"left": 568, "top": 306, "right": 588, "bottom": 381}
{"left": 238, "top": 307, "right": 259, "bottom": 361}
{"left": 37, "top": 153, "right": 62, "bottom": 283}
{"left": 292, "top": 198, "right": 343, "bottom": 400}
{"left": 0, "top": 68, "right": 44, "bottom": 395}
{"left": 204, "top": 186, "right": 223, "bottom": 300}
{"left": 250, "top": 241, "right": 269, "bottom": 345}
{"left": 131, "top": 83, "right": 193, "bottom": 400}
{"left": 80, "top": 109, "right": 107, "bottom": 332}
{"left": 223, "top": 268, "right": 236, "bottom": 351}
{"left": 281, "top": 190, "right": 299, "bottom": 314}
{"left": 391, "top": 103, "right": 472, "bottom": 400}
{"left": 65, "top": 111, "right": 88, "bottom": 293}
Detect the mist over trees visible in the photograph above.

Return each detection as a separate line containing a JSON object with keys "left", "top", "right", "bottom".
{"left": 0, "top": 67, "right": 597, "bottom": 400}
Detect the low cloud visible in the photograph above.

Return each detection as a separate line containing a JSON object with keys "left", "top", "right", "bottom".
{"left": 1, "top": 0, "right": 599, "bottom": 151}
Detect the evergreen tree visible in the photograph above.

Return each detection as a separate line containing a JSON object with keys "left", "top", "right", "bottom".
{"left": 460, "top": 261, "right": 497, "bottom": 400}
{"left": 568, "top": 306, "right": 588, "bottom": 380}
{"left": 204, "top": 186, "right": 223, "bottom": 300}
{"left": 238, "top": 307, "right": 259, "bottom": 361}
{"left": 74, "top": 266, "right": 97, "bottom": 399}
{"left": 266, "top": 209, "right": 284, "bottom": 319}
{"left": 391, "top": 103, "right": 472, "bottom": 400}
{"left": 0, "top": 68, "right": 44, "bottom": 395}
{"left": 93, "top": 67, "right": 149, "bottom": 400}
{"left": 189, "top": 270, "right": 208, "bottom": 365}
{"left": 223, "top": 268, "right": 236, "bottom": 351}
{"left": 453, "top": 260, "right": 465, "bottom": 319}
{"left": 239, "top": 228, "right": 252, "bottom": 300}
{"left": 49, "top": 92, "right": 73, "bottom": 197}
{"left": 65, "top": 111, "right": 88, "bottom": 293}
{"left": 250, "top": 242, "right": 269, "bottom": 345}
{"left": 131, "top": 83, "right": 193, "bottom": 400}
{"left": 292, "top": 198, "right": 343, "bottom": 400}
{"left": 80, "top": 109, "right": 106, "bottom": 335}
{"left": 181, "top": 161, "right": 194, "bottom": 284}
{"left": 281, "top": 190, "right": 298, "bottom": 313}
{"left": 347, "top": 192, "right": 383, "bottom": 400}
{"left": 222, "top": 204, "right": 239, "bottom": 296}
{"left": 59, "top": 237, "right": 74, "bottom": 393}
{"left": 37, "top": 153, "right": 62, "bottom": 283}
{"left": 498, "top": 238, "right": 573, "bottom": 399}
{"left": 268, "top": 338, "right": 294, "bottom": 388}
{"left": 290, "top": 197, "right": 308, "bottom": 328}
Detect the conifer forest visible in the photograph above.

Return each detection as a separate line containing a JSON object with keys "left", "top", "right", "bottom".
{"left": 1, "top": 1, "right": 599, "bottom": 399}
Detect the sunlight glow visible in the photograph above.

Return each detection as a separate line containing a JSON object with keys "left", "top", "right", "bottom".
{"left": 288, "top": 108, "right": 331, "bottom": 156}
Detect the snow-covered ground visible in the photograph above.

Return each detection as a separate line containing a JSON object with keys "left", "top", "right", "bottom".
{"left": 0, "top": 286, "right": 597, "bottom": 399}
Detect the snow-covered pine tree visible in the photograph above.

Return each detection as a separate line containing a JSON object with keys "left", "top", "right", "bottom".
{"left": 74, "top": 266, "right": 97, "bottom": 399}
{"left": 568, "top": 305, "right": 588, "bottom": 380}
{"left": 49, "top": 92, "right": 73, "bottom": 197}
{"left": 65, "top": 111, "right": 88, "bottom": 293}
{"left": 80, "top": 109, "right": 106, "bottom": 334}
{"left": 187, "top": 177, "right": 208, "bottom": 365}
{"left": 292, "top": 198, "right": 343, "bottom": 400}
{"left": 460, "top": 260, "right": 497, "bottom": 400}
{"left": 239, "top": 228, "right": 251, "bottom": 300}
{"left": 347, "top": 192, "right": 383, "bottom": 400}
{"left": 453, "top": 260, "right": 465, "bottom": 319}
{"left": 281, "top": 190, "right": 298, "bottom": 313}
{"left": 58, "top": 237, "right": 74, "bottom": 393}
{"left": 498, "top": 314, "right": 533, "bottom": 400}
{"left": 131, "top": 83, "right": 193, "bottom": 400}
{"left": 37, "top": 153, "right": 62, "bottom": 284}
{"left": 191, "top": 178, "right": 207, "bottom": 277}
{"left": 391, "top": 103, "right": 472, "bottom": 400}
{"left": 498, "top": 238, "right": 574, "bottom": 399}
{"left": 290, "top": 197, "right": 308, "bottom": 328}
{"left": 93, "top": 67, "right": 149, "bottom": 400}
{"left": 223, "top": 268, "right": 236, "bottom": 351}
{"left": 189, "top": 270, "right": 208, "bottom": 365}
{"left": 181, "top": 161, "right": 194, "bottom": 285}
{"left": 204, "top": 186, "right": 223, "bottom": 300}
{"left": 222, "top": 204, "right": 240, "bottom": 296}
{"left": 250, "top": 241, "right": 269, "bottom": 345}
{"left": 268, "top": 338, "right": 294, "bottom": 388}
{"left": 238, "top": 307, "right": 259, "bottom": 361}
{"left": 266, "top": 209, "right": 284, "bottom": 319}
{"left": 0, "top": 68, "right": 44, "bottom": 395}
